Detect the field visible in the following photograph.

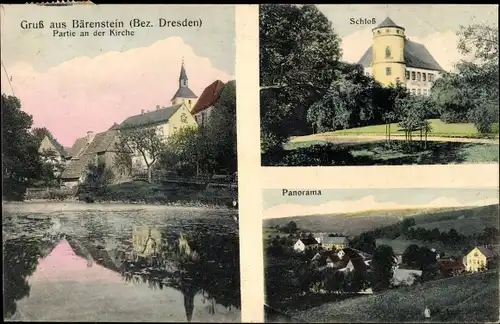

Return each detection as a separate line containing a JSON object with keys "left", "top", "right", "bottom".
{"left": 263, "top": 206, "right": 497, "bottom": 236}
{"left": 286, "top": 271, "right": 499, "bottom": 323}
{"left": 316, "top": 119, "right": 499, "bottom": 138}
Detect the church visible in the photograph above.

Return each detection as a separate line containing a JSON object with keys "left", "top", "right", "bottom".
{"left": 357, "top": 17, "right": 444, "bottom": 96}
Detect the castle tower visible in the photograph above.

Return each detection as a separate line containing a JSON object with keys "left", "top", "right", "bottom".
{"left": 371, "top": 17, "right": 406, "bottom": 86}
{"left": 171, "top": 58, "right": 198, "bottom": 111}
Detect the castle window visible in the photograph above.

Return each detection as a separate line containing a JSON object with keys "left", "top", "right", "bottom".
{"left": 405, "top": 70, "right": 410, "bottom": 80}
{"left": 411, "top": 89, "right": 415, "bottom": 94}
{"left": 417, "top": 89, "right": 421, "bottom": 95}
{"left": 377, "top": 30, "right": 381, "bottom": 35}
{"left": 428, "top": 73, "right": 434, "bottom": 82}
{"left": 188, "top": 100, "right": 191, "bottom": 105}
{"left": 396, "top": 29, "right": 400, "bottom": 34}
{"left": 385, "top": 29, "right": 390, "bottom": 33}
{"left": 385, "top": 46, "right": 391, "bottom": 58}
{"left": 417, "top": 72, "right": 421, "bottom": 81}
{"left": 411, "top": 71, "right": 416, "bottom": 80}
{"left": 423, "top": 73, "right": 427, "bottom": 82}
{"left": 386, "top": 67, "right": 391, "bottom": 76}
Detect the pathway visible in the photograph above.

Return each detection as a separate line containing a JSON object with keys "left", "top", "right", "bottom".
{"left": 290, "top": 134, "right": 499, "bottom": 145}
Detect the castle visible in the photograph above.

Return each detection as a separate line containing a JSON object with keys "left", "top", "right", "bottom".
{"left": 358, "top": 17, "right": 444, "bottom": 96}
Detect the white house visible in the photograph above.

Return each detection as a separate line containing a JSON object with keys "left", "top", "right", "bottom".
{"left": 293, "top": 238, "right": 319, "bottom": 252}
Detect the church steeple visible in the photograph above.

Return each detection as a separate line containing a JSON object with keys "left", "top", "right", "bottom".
{"left": 179, "top": 57, "right": 188, "bottom": 88}
{"left": 171, "top": 58, "right": 198, "bottom": 109}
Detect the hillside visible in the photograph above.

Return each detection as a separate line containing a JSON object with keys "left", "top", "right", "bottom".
{"left": 287, "top": 271, "right": 499, "bottom": 323}
{"left": 263, "top": 205, "right": 498, "bottom": 236}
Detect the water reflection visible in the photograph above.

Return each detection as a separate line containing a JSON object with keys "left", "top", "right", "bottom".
{"left": 3, "top": 209, "right": 240, "bottom": 322}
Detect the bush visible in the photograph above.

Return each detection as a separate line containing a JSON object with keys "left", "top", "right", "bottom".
{"left": 263, "top": 144, "right": 355, "bottom": 166}
{"left": 440, "top": 111, "right": 468, "bottom": 124}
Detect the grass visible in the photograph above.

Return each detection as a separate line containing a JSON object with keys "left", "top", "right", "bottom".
{"left": 282, "top": 140, "right": 499, "bottom": 166}
{"left": 324, "top": 119, "right": 499, "bottom": 138}
{"left": 376, "top": 238, "right": 466, "bottom": 257}
{"left": 287, "top": 271, "right": 499, "bottom": 323}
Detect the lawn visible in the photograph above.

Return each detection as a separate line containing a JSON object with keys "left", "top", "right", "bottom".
{"left": 325, "top": 119, "right": 499, "bottom": 138}
{"left": 280, "top": 140, "right": 499, "bottom": 166}
{"left": 287, "top": 271, "right": 499, "bottom": 323}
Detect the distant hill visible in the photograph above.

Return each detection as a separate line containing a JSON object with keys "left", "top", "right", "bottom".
{"left": 287, "top": 271, "right": 499, "bottom": 323}
{"left": 263, "top": 205, "right": 499, "bottom": 237}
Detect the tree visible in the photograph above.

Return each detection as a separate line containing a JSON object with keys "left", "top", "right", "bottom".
{"left": 260, "top": 4, "right": 341, "bottom": 153}
{"left": 394, "top": 95, "right": 429, "bottom": 145}
{"left": 284, "top": 221, "right": 298, "bottom": 234}
{"left": 77, "top": 160, "right": 115, "bottom": 201}
{"left": 204, "top": 80, "right": 237, "bottom": 174}
{"left": 116, "top": 125, "right": 166, "bottom": 183}
{"left": 2, "top": 94, "right": 43, "bottom": 200}
{"left": 350, "top": 232, "right": 377, "bottom": 255}
{"left": 370, "top": 244, "right": 396, "bottom": 292}
{"left": 306, "top": 63, "right": 379, "bottom": 133}
{"left": 402, "top": 244, "right": 421, "bottom": 268}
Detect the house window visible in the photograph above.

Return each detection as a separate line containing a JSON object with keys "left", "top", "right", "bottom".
{"left": 386, "top": 67, "right": 392, "bottom": 76}
{"left": 417, "top": 89, "right": 421, "bottom": 95}
{"left": 417, "top": 72, "right": 421, "bottom": 81}
{"left": 188, "top": 100, "right": 191, "bottom": 105}
{"left": 428, "top": 73, "right": 434, "bottom": 82}
{"left": 423, "top": 73, "right": 427, "bottom": 82}
{"left": 411, "top": 71, "right": 416, "bottom": 80}
{"left": 180, "top": 113, "right": 188, "bottom": 123}
{"left": 385, "top": 46, "right": 391, "bottom": 58}
{"left": 405, "top": 70, "right": 410, "bottom": 80}
{"left": 411, "top": 89, "right": 416, "bottom": 94}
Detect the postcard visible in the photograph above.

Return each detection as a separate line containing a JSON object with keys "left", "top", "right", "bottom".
{"left": 1, "top": 4, "right": 240, "bottom": 322}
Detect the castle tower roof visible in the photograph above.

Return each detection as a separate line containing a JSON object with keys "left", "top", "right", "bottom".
{"left": 374, "top": 17, "right": 405, "bottom": 31}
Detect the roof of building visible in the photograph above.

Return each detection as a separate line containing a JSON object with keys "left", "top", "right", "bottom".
{"left": 374, "top": 17, "right": 404, "bottom": 30}
{"left": 437, "top": 259, "right": 465, "bottom": 271}
{"left": 321, "top": 236, "right": 348, "bottom": 245}
{"left": 357, "top": 39, "right": 444, "bottom": 72}
{"left": 119, "top": 104, "right": 183, "bottom": 129}
{"left": 171, "top": 87, "right": 198, "bottom": 100}
{"left": 298, "top": 238, "right": 318, "bottom": 245}
{"left": 179, "top": 63, "right": 188, "bottom": 80}
{"left": 60, "top": 130, "right": 121, "bottom": 180}
{"left": 40, "top": 135, "right": 69, "bottom": 157}
{"left": 191, "top": 80, "right": 225, "bottom": 115}
{"left": 475, "top": 246, "right": 495, "bottom": 258}
{"left": 68, "top": 136, "right": 90, "bottom": 158}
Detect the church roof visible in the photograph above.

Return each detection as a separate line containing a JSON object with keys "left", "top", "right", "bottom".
{"left": 374, "top": 17, "right": 404, "bottom": 30}
{"left": 171, "top": 87, "right": 198, "bottom": 100}
{"left": 119, "top": 104, "right": 183, "bottom": 129}
{"left": 191, "top": 80, "right": 225, "bottom": 115}
{"left": 179, "top": 63, "right": 188, "bottom": 80}
{"left": 357, "top": 39, "right": 444, "bottom": 71}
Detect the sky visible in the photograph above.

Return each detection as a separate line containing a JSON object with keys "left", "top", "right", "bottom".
{"left": 1, "top": 4, "right": 235, "bottom": 146}
{"left": 263, "top": 188, "right": 499, "bottom": 219}
{"left": 317, "top": 4, "right": 499, "bottom": 71}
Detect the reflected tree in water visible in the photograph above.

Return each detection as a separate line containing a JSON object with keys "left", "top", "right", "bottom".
{"left": 3, "top": 233, "right": 63, "bottom": 319}
{"left": 119, "top": 226, "right": 240, "bottom": 322}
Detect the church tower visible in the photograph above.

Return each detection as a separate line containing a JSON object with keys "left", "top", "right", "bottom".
{"left": 371, "top": 17, "right": 406, "bottom": 86}
{"left": 171, "top": 58, "right": 198, "bottom": 111}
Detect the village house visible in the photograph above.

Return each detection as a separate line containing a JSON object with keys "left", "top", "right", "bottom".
{"left": 60, "top": 129, "right": 131, "bottom": 188}
{"left": 316, "top": 236, "right": 349, "bottom": 250}
{"left": 464, "top": 246, "right": 496, "bottom": 272}
{"left": 312, "top": 248, "right": 371, "bottom": 272}
{"left": 293, "top": 237, "right": 319, "bottom": 252}
{"left": 191, "top": 80, "right": 225, "bottom": 127}
{"left": 437, "top": 258, "right": 466, "bottom": 277}
{"left": 38, "top": 135, "right": 71, "bottom": 167}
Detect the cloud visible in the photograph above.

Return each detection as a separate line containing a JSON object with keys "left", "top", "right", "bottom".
{"left": 1, "top": 36, "right": 233, "bottom": 146}
{"left": 263, "top": 195, "right": 499, "bottom": 219}
{"left": 340, "top": 28, "right": 470, "bottom": 72}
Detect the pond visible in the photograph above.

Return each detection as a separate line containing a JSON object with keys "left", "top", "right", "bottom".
{"left": 2, "top": 202, "right": 241, "bottom": 322}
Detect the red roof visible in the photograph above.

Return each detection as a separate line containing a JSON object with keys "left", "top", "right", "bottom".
{"left": 191, "top": 80, "right": 225, "bottom": 115}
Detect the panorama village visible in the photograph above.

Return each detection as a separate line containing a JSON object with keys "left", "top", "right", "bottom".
{"left": 267, "top": 223, "right": 498, "bottom": 298}
{"left": 33, "top": 60, "right": 237, "bottom": 204}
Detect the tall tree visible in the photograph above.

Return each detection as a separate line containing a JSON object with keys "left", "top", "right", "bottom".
{"left": 2, "top": 94, "right": 43, "bottom": 200}
{"left": 370, "top": 244, "right": 396, "bottom": 292}
{"left": 205, "top": 80, "right": 237, "bottom": 174}
{"left": 116, "top": 125, "right": 166, "bottom": 183}
{"left": 260, "top": 4, "right": 341, "bottom": 153}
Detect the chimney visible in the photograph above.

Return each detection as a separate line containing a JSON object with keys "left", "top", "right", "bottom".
{"left": 141, "top": 109, "right": 145, "bottom": 114}
{"left": 86, "top": 131, "right": 94, "bottom": 144}
{"left": 156, "top": 105, "right": 160, "bottom": 110}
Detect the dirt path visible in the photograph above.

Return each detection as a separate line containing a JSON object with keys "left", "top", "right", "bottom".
{"left": 291, "top": 134, "right": 499, "bottom": 145}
